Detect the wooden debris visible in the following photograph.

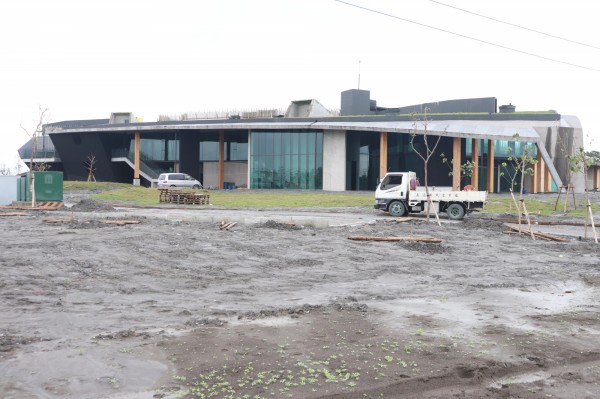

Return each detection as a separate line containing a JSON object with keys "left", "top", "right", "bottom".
{"left": 507, "top": 226, "right": 568, "bottom": 242}
{"left": 42, "top": 218, "right": 69, "bottom": 224}
{"left": 348, "top": 235, "right": 441, "bottom": 243}
{"left": 383, "top": 217, "right": 422, "bottom": 223}
{"left": 485, "top": 218, "right": 595, "bottom": 227}
{"left": 219, "top": 221, "right": 237, "bottom": 230}
{"left": 0, "top": 212, "right": 29, "bottom": 217}
{"left": 103, "top": 220, "right": 142, "bottom": 226}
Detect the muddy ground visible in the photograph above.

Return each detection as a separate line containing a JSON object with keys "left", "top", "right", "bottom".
{"left": 1, "top": 194, "right": 600, "bottom": 399}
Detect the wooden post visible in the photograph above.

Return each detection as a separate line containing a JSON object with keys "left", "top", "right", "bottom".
{"left": 219, "top": 130, "right": 225, "bottom": 190}
{"left": 487, "top": 140, "right": 494, "bottom": 193}
{"left": 594, "top": 166, "right": 600, "bottom": 190}
{"left": 379, "top": 132, "right": 388, "bottom": 178}
{"left": 536, "top": 150, "right": 545, "bottom": 193}
{"left": 471, "top": 139, "right": 479, "bottom": 190}
{"left": 452, "top": 137, "right": 461, "bottom": 190}
{"left": 531, "top": 160, "right": 539, "bottom": 193}
{"left": 134, "top": 131, "right": 140, "bottom": 180}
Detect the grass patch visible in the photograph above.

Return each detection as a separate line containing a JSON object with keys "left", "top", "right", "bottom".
{"left": 65, "top": 181, "right": 598, "bottom": 217}
{"left": 484, "top": 194, "right": 599, "bottom": 218}
{"left": 65, "top": 181, "right": 375, "bottom": 208}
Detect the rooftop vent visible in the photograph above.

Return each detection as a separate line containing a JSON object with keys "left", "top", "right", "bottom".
{"left": 109, "top": 112, "right": 135, "bottom": 124}
{"left": 499, "top": 103, "right": 516, "bottom": 113}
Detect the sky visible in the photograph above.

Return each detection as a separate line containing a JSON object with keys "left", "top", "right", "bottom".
{"left": 1, "top": 0, "right": 600, "bottom": 171}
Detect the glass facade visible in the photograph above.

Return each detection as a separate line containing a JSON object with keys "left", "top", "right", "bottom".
{"left": 346, "top": 131, "right": 380, "bottom": 191}
{"left": 466, "top": 139, "right": 537, "bottom": 158}
{"left": 387, "top": 133, "right": 425, "bottom": 179}
{"left": 199, "top": 132, "right": 248, "bottom": 161}
{"left": 250, "top": 130, "right": 323, "bottom": 189}
{"left": 465, "top": 139, "right": 538, "bottom": 192}
{"left": 124, "top": 138, "right": 179, "bottom": 161}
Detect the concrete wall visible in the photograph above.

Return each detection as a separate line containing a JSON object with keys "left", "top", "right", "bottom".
{"left": 340, "top": 89, "right": 370, "bottom": 116}
{"left": 322, "top": 130, "right": 346, "bottom": 191}
{"left": 542, "top": 116, "right": 586, "bottom": 193}
{"left": 285, "top": 99, "right": 332, "bottom": 117}
{"left": 586, "top": 167, "right": 599, "bottom": 190}
{"left": 0, "top": 176, "right": 18, "bottom": 205}
{"left": 203, "top": 161, "right": 248, "bottom": 189}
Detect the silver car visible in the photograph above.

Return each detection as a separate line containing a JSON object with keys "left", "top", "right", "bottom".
{"left": 157, "top": 173, "right": 202, "bottom": 189}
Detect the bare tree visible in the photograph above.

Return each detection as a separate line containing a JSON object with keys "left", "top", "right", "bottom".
{"left": 20, "top": 106, "right": 49, "bottom": 207}
{"left": 410, "top": 109, "right": 442, "bottom": 226}
{"left": 85, "top": 153, "right": 97, "bottom": 182}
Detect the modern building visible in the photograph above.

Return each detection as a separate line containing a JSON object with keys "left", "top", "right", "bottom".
{"left": 19, "top": 89, "right": 596, "bottom": 193}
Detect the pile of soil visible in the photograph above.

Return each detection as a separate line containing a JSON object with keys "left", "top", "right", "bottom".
{"left": 68, "top": 198, "right": 116, "bottom": 212}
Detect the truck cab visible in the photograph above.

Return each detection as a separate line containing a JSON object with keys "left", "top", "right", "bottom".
{"left": 374, "top": 171, "right": 487, "bottom": 220}
{"left": 374, "top": 172, "right": 414, "bottom": 215}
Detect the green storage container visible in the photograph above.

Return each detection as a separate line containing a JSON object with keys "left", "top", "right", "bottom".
{"left": 17, "top": 172, "right": 64, "bottom": 202}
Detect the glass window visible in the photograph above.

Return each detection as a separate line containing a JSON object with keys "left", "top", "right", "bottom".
{"left": 229, "top": 142, "right": 248, "bottom": 161}
{"left": 199, "top": 141, "right": 219, "bottom": 161}
{"left": 250, "top": 130, "right": 323, "bottom": 189}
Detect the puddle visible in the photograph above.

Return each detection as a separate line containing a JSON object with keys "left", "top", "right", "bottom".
{"left": 488, "top": 371, "right": 551, "bottom": 389}
{"left": 230, "top": 316, "right": 299, "bottom": 327}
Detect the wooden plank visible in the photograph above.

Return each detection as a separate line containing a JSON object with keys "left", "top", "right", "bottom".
{"left": 103, "top": 220, "right": 142, "bottom": 226}
{"left": 507, "top": 226, "right": 568, "bottom": 242}
{"left": 394, "top": 217, "right": 421, "bottom": 223}
{"left": 219, "top": 221, "right": 237, "bottom": 230}
{"left": 42, "top": 218, "right": 69, "bottom": 224}
{"left": 0, "top": 212, "right": 30, "bottom": 217}
{"left": 348, "top": 236, "right": 442, "bottom": 243}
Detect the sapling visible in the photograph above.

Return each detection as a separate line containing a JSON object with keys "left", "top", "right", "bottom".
{"left": 440, "top": 154, "right": 474, "bottom": 190}
{"left": 21, "top": 106, "right": 49, "bottom": 207}
{"left": 555, "top": 133, "right": 579, "bottom": 212}
{"left": 410, "top": 108, "right": 443, "bottom": 226}
{"left": 500, "top": 134, "right": 537, "bottom": 238}
{"left": 85, "top": 153, "right": 97, "bottom": 182}
{"left": 571, "top": 147, "right": 598, "bottom": 243}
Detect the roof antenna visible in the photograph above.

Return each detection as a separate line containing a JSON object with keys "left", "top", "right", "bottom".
{"left": 358, "top": 60, "right": 361, "bottom": 89}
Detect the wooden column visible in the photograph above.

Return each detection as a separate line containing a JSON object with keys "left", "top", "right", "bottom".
{"left": 595, "top": 166, "right": 600, "bottom": 190}
{"left": 536, "top": 149, "right": 545, "bottom": 193}
{"left": 218, "top": 130, "right": 225, "bottom": 190}
{"left": 134, "top": 131, "right": 140, "bottom": 180}
{"left": 471, "top": 139, "right": 479, "bottom": 190}
{"left": 487, "top": 140, "right": 494, "bottom": 193}
{"left": 379, "top": 132, "right": 388, "bottom": 178}
{"left": 531, "top": 161, "right": 539, "bottom": 193}
{"left": 452, "top": 137, "right": 461, "bottom": 190}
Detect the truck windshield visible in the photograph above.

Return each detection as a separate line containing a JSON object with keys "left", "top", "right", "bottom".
{"left": 381, "top": 175, "right": 402, "bottom": 188}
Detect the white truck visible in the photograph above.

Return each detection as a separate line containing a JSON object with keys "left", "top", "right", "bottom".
{"left": 374, "top": 171, "right": 487, "bottom": 220}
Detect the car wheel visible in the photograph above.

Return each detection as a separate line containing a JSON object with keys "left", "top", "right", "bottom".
{"left": 388, "top": 200, "right": 406, "bottom": 217}
{"left": 447, "top": 203, "right": 465, "bottom": 220}
{"left": 192, "top": 184, "right": 200, "bottom": 189}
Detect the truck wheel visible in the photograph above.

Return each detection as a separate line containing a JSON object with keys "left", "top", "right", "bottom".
{"left": 447, "top": 203, "right": 465, "bottom": 220}
{"left": 388, "top": 201, "right": 407, "bottom": 217}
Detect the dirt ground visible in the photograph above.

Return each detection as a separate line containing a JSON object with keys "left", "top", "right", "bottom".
{"left": 1, "top": 193, "right": 600, "bottom": 399}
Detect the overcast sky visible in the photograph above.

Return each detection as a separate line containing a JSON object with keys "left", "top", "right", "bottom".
{"left": 1, "top": 0, "right": 599, "bottom": 171}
